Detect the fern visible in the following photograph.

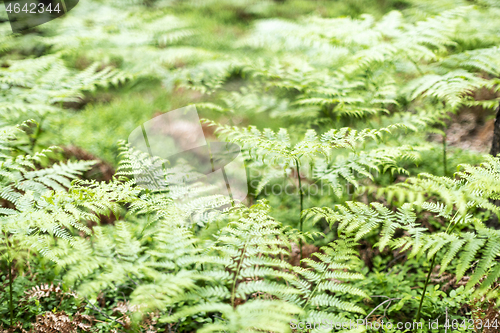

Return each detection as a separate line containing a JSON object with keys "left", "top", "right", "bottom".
{"left": 306, "top": 156, "right": 500, "bottom": 300}
{"left": 0, "top": 55, "right": 130, "bottom": 130}
{"left": 3, "top": 0, "right": 500, "bottom": 330}
{"left": 377, "top": 156, "right": 500, "bottom": 216}
{"left": 291, "top": 237, "right": 368, "bottom": 327}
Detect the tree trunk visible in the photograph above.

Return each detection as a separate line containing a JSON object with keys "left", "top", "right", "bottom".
{"left": 487, "top": 105, "right": 500, "bottom": 229}
{"left": 490, "top": 105, "right": 500, "bottom": 157}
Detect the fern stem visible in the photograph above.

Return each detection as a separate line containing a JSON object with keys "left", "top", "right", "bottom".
{"left": 302, "top": 282, "right": 318, "bottom": 312}
{"left": 408, "top": 56, "right": 424, "bottom": 76}
{"left": 302, "top": 257, "right": 330, "bottom": 311}
{"left": 83, "top": 296, "right": 125, "bottom": 326}
{"left": 415, "top": 212, "right": 458, "bottom": 330}
{"left": 245, "top": 162, "right": 253, "bottom": 206}
{"left": 8, "top": 259, "right": 13, "bottom": 327}
{"left": 231, "top": 240, "right": 249, "bottom": 308}
{"left": 295, "top": 158, "right": 304, "bottom": 260}
{"left": 30, "top": 116, "right": 45, "bottom": 152}
{"left": 442, "top": 131, "right": 448, "bottom": 177}
{"left": 414, "top": 252, "right": 436, "bottom": 330}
